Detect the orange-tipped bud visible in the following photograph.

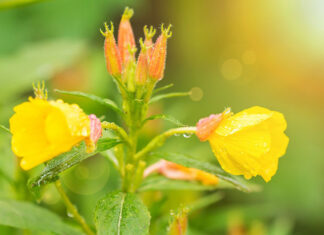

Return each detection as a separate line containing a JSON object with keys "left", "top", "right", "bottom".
{"left": 100, "top": 22, "right": 122, "bottom": 76}
{"left": 148, "top": 24, "right": 172, "bottom": 81}
{"left": 135, "top": 38, "right": 149, "bottom": 85}
{"left": 118, "top": 7, "right": 136, "bottom": 67}
{"left": 196, "top": 108, "right": 232, "bottom": 141}
{"left": 196, "top": 114, "right": 223, "bottom": 142}
{"left": 143, "top": 25, "right": 156, "bottom": 60}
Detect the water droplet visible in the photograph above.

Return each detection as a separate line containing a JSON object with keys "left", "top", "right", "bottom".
{"left": 183, "top": 133, "right": 192, "bottom": 138}
{"left": 174, "top": 134, "right": 180, "bottom": 137}
{"left": 67, "top": 210, "right": 74, "bottom": 218}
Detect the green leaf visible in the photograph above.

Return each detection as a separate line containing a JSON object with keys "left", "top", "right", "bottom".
{"left": 0, "top": 199, "right": 84, "bottom": 234}
{"left": 0, "top": 0, "right": 47, "bottom": 10}
{"left": 143, "top": 114, "right": 186, "bottom": 127}
{"left": 28, "top": 138, "right": 121, "bottom": 191}
{"left": 186, "top": 192, "right": 223, "bottom": 212}
{"left": 149, "top": 91, "right": 190, "bottom": 104}
{"left": 149, "top": 152, "right": 258, "bottom": 192}
{"left": 55, "top": 89, "right": 123, "bottom": 115}
{"left": 153, "top": 83, "right": 174, "bottom": 94}
{"left": 95, "top": 191, "right": 150, "bottom": 235}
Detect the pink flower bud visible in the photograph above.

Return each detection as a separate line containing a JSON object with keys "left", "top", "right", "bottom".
{"left": 144, "top": 160, "right": 218, "bottom": 185}
{"left": 196, "top": 114, "right": 223, "bottom": 141}
{"left": 101, "top": 22, "right": 122, "bottom": 76}
{"left": 148, "top": 24, "right": 172, "bottom": 81}
{"left": 118, "top": 7, "right": 136, "bottom": 67}
{"left": 85, "top": 114, "right": 102, "bottom": 153}
{"left": 89, "top": 114, "right": 102, "bottom": 144}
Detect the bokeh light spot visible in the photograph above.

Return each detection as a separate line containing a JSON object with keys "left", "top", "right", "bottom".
{"left": 221, "top": 59, "right": 243, "bottom": 80}
{"left": 190, "top": 87, "right": 203, "bottom": 101}
{"left": 75, "top": 165, "right": 90, "bottom": 179}
{"left": 62, "top": 156, "right": 110, "bottom": 195}
{"left": 242, "top": 50, "right": 256, "bottom": 65}
{"left": 42, "top": 187, "right": 60, "bottom": 205}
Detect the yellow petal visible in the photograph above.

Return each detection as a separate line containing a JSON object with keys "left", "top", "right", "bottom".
{"left": 10, "top": 98, "right": 51, "bottom": 157}
{"left": 216, "top": 106, "right": 273, "bottom": 136}
{"left": 49, "top": 100, "right": 90, "bottom": 138}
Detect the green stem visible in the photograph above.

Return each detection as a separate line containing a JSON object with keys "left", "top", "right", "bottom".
{"left": 0, "top": 124, "right": 11, "bottom": 134}
{"left": 101, "top": 121, "right": 131, "bottom": 146}
{"left": 55, "top": 180, "right": 95, "bottom": 235}
{"left": 149, "top": 91, "right": 190, "bottom": 104}
{"left": 135, "top": 126, "right": 197, "bottom": 160}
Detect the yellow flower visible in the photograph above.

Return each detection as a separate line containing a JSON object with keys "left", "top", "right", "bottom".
{"left": 10, "top": 98, "right": 91, "bottom": 170}
{"left": 196, "top": 106, "right": 289, "bottom": 182}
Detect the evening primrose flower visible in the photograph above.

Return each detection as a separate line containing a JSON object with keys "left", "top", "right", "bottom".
{"left": 144, "top": 160, "right": 218, "bottom": 185}
{"left": 196, "top": 106, "right": 289, "bottom": 182}
{"left": 10, "top": 98, "right": 94, "bottom": 170}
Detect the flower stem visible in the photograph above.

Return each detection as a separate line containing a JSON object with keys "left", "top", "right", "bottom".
{"left": 135, "top": 126, "right": 197, "bottom": 160}
{"left": 55, "top": 180, "right": 95, "bottom": 235}
{"left": 102, "top": 121, "right": 131, "bottom": 146}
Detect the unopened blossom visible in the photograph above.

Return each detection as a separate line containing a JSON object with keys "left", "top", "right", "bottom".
{"left": 196, "top": 106, "right": 289, "bottom": 182}
{"left": 148, "top": 24, "right": 172, "bottom": 81}
{"left": 85, "top": 114, "right": 102, "bottom": 153}
{"left": 101, "top": 22, "right": 122, "bottom": 76}
{"left": 118, "top": 7, "right": 136, "bottom": 66}
{"left": 10, "top": 98, "right": 92, "bottom": 170}
{"left": 135, "top": 39, "right": 149, "bottom": 85}
{"left": 144, "top": 160, "right": 218, "bottom": 185}
{"left": 143, "top": 25, "right": 156, "bottom": 60}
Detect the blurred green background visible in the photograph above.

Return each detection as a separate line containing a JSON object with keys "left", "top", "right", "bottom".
{"left": 0, "top": 0, "right": 323, "bottom": 234}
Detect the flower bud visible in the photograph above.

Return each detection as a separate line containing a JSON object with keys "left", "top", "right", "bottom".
{"left": 149, "top": 24, "right": 172, "bottom": 81}
{"left": 101, "top": 22, "right": 122, "bottom": 76}
{"left": 196, "top": 114, "right": 224, "bottom": 142}
{"left": 144, "top": 160, "right": 218, "bottom": 185}
{"left": 143, "top": 25, "right": 156, "bottom": 60}
{"left": 118, "top": 7, "right": 136, "bottom": 67}
{"left": 86, "top": 114, "right": 102, "bottom": 153}
{"left": 135, "top": 38, "right": 149, "bottom": 85}
{"left": 89, "top": 114, "right": 102, "bottom": 144}
{"left": 32, "top": 81, "right": 48, "bottom": 100}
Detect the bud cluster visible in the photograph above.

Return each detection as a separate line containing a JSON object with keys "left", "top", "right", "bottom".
{"left": 101, "top": 7, "right": 172, "bottom": 95}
